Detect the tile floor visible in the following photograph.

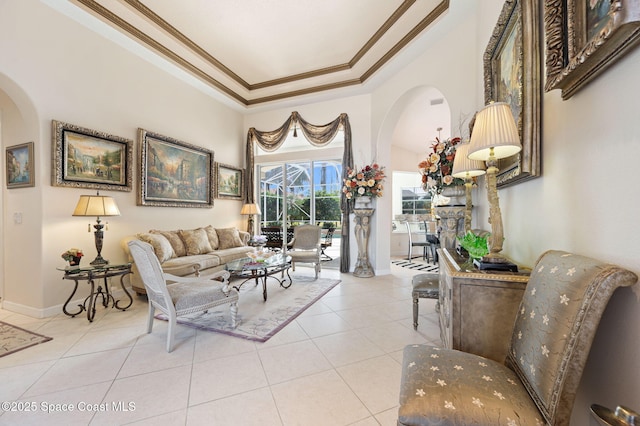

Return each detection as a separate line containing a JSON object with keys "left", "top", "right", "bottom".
{"left": 0, "top": 262, "right": 441, "bottom": 426}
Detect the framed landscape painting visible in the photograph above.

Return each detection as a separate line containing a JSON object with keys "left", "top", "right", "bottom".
{"left": 483, "top": 0, "right": 541, "bottom": 187}
{"left": 215, "top": 163, "right": 243, "bottom": 200}
{"left": 52, "top": 120, "right": 133, "bottom": 192}
{"left": 6, "top": 142, "right": 35, "bottom": 188}
{"left": 138, "top": 128, "right": 214, "bottom": 208}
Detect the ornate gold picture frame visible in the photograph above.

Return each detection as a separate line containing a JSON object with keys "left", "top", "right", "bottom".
{"left": 484, "top": 0, "right": 541, "bottom": 188}
{"left": 545, "top": 0, "right": 640, "bottom": 99}
{"left": 6, "top": 142, "right": 35, "bottom": 189}
{"left": 52, "top": 120, "right": 133, "bottom": 192}
{"left": 215, "top": 163, "right": 244, "bottom": 200}
{"left": 138, "top": 128, "right": 214, "bottom": 208}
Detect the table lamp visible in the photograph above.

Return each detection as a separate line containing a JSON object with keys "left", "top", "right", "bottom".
{"left": 468, "top": 102, "right": 521, "bottom": 267}
{"left": 240, "top": 203, "right": 261, "bottom": 236}
{"left": 452, "top": 141, "right": 486, "bottom": 234}
{"left": 73, "top": 191, "right": 120, "bottom": 265}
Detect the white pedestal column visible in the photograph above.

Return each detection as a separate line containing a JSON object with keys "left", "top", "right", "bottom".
{"left": 353, "top": 208, "right": 375, "bottom": 278}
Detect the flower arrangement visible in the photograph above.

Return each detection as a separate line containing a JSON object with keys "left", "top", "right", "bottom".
{"left": 418, "top": 136, "right": 465, "bottom": 196}
{"left": 342, "top": 163, "right": 386, "bottom": 200}
{"left": 251, "top": 235, "right": 268, "bottom": 245}
{"left": 61, "top": 248, "right": 84, "bottom": 264}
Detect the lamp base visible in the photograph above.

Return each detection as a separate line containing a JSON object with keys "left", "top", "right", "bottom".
{"left": 473, "top": 258, "right": 518, "bottom": 272}
{"left": 90, "top": 256, "right": 109, "bottom": 266}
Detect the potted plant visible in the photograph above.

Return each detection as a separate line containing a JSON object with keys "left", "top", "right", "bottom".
{"left": 61, "top": 248, "right": 84, "bottom": 266}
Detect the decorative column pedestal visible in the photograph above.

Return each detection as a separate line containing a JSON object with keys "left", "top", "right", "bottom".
{"left": 434, "top": 205, "right": 466, "bottom": 250}
{"left": 353, "top": 208, "right": 375, "bottom": 278}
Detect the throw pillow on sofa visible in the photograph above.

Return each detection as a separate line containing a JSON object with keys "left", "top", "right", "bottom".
{"left": 216, "top": 227, "right": 244, "bottom": 249}
{"left": 204, "top": 225, "right": 220, "bottom": 250}
{"left": 137, "top": 233, "right": 174, "bottom": 262}
{"left": 179, "top": 228, "right": 213, "bottom": 255}
{"left": 150, "top": 229, "right": 185, "bottom": 257}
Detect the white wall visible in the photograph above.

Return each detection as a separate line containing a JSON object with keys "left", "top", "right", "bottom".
{"left": 0, "top": 0, "right": 245, "bottom": 315}
{"left": 373, "top": 1, "right": 480, "bottom": 275}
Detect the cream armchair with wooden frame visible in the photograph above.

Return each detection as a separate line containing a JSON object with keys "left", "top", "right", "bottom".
{"left": 127, "top": 240, "right": 239, "bottom": 353}
{"left": 286, "top": 224, "right": 322, "bottom": 279}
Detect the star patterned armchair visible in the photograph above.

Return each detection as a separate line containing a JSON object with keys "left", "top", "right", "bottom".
{"left": 398, "top": 250, "right": 637, "bottom": 425}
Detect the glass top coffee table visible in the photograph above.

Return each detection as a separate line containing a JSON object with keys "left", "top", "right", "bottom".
{"left": 226, "top": 253, "right": 292, "bottom": 301}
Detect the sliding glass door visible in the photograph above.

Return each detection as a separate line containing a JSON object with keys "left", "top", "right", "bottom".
{"left": 258, "top": 160, "right": 342, "bottom": 230}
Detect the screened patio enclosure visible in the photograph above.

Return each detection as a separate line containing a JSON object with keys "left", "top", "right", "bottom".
{"left": 258, "top": 160, "right": 342, "bottom": 231}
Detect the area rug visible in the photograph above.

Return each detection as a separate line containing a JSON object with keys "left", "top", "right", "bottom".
{"left": 321, "top": 256, "right": 341, "bottom": 270}
{"left": 156, "top": 275, "right": 341, "bottom": 342}
{"left": 391, "top": 259, "right": 439, "bottom": 273}
{"left": 0, "top": 321, "right": 52, "bottom": 358}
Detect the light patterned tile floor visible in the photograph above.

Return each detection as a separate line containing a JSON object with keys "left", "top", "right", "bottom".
{"left": 0, "top": 262, "right": 441, "bottom": 425}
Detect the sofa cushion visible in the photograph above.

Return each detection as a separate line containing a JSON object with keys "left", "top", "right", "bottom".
{"left": 161, "top": 254, "right": 221, "bottom": 276}
{"left": 211, "top": 246, "right": 253, "bottom": 264}
{"left": 204, "top": 225, "right": 220, "bottom": 250}
{"left": 150, "top": 229, "right": 185, "bottom": 257}
{"left": 216, "top": 227, "right": 244, "bottom": 249}
{"left": 136, "top": 233, "right": 174, "bottom": 263}
{"left": 179, "top": 228, "right": 213, "bottom": 255}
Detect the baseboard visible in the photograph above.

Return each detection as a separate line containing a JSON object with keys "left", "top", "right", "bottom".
{"left": 1, "top": 300, "right": 49, "bottom": 318}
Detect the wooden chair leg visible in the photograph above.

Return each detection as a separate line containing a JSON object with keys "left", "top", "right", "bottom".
{"left": 413, "top": 297, "right": 419, "bottom": 330}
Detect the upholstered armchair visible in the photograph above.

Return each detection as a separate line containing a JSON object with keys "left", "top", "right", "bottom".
{"left": 287, "top": 224, "right": 322, "bottom": 279}
{"left": 398, "top": 250, "right": 637, "bottom": 425}
{"left": 128, "top": 240, "right": 239, "bottom": 352}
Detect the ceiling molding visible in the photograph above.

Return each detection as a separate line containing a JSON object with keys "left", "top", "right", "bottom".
{"left": 69, "top": 0, "right": 450, "bottom": 106}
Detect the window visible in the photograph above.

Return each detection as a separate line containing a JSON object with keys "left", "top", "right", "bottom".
{"left": 258, "top": 160, "right": 342, "bottom": 229}
{"left": 401, "top": 186, "right": 431, "bottom": 215}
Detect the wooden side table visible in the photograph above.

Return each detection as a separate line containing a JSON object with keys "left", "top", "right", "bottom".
{"left": 58, "top": 263, "right": 133, "bottom": 322}
{"left": 438, "top": 248, "right": 530, "bottom": 363}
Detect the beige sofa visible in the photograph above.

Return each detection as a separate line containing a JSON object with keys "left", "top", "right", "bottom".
{"left": 121, "top": 225, "right": 251, "bottom": 295}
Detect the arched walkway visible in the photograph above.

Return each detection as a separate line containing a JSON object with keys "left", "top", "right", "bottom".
{"left": 375, "top": 85, "right": 451, "bottom": 272}
{"left": 0, "top": 73, "right": 42, "bottom": 306}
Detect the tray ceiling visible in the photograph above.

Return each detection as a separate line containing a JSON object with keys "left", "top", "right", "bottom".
{"left": 68, "top": 0, "right": 450, "bottom": 106}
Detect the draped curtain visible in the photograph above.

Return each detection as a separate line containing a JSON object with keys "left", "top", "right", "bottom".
{"left": 245, "top": 111, "right": 353, "bottom": 273}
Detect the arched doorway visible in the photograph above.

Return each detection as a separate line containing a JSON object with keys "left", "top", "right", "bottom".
{"left": 376, "top": 85, "right": 452, "bottom": 266}
{"left": 0, "top": 73, "right": 41, "bottom": 305}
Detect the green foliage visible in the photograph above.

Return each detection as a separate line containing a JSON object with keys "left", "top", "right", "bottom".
{"left": 457, "top": 231, "right": 489, "bottom": 259}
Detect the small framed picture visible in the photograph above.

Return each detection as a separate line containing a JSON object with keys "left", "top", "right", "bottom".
{"left": 138, "top": 128, "right": 214, "bottom": 208}
{"left": 52, "top": 120, "right": 133, "bottom": 191}
{"left": 215, "top": 163, "right": 244, "bottom": 200}
{"left": 6, "top": 142, "right": 35, "bottom": 188}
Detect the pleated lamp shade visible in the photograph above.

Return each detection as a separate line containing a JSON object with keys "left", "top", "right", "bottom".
{"left": 452, "top": 142, "right": 486, "bottom": 178}
{"left": 468, "top": 102, "right": 522, "bottom": 161}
